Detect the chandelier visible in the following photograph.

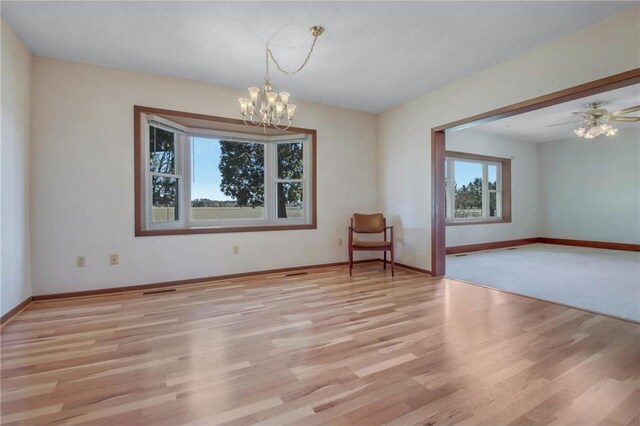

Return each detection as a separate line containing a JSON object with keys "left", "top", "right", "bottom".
{"left": 239, "top": 26, "right": 324, "bottom": 131}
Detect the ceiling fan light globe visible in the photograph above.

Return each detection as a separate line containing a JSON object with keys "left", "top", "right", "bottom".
{"left": 587, "top": 126, "right": 603, "bottom": 137}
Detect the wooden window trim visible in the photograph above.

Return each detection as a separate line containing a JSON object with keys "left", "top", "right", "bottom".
{"left": 134, "top": 105, "right": 317, "bottom": 237}
{"left": 445, "top": 151, "right": 511, "bottom": 226}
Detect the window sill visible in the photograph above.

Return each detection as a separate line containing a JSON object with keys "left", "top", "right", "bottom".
{"left": 136, "top": 223, "right": 316, "bottom": 236}
{"left": 446, "top": 219, "right": 511, "bottom": 227}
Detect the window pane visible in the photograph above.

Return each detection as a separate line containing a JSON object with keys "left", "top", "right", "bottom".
{"left": 149, "top": 126, "right": 176, "bottom": 174}
{"left": 488, "top": 164, "right": 497, "bottom": 190}
{"left": 190, "top": 138, "right": 265, "bottom": 221}
{"left": 489, "top": 191, "right": 498, "bottom": 217}
{"left": 277, "top": 142, "right": 303, "bottom": 179}
{"left": 152, "top": 176, "right": 179, "bottom": 222}
{"left": 454, "top": 160, "right": 482, "bottom": 218}
{"left": 277, "top": 182, "right": 303, "bottom": 219}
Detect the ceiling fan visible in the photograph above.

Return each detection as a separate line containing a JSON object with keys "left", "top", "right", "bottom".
{"left": 546, "top": 101, "right": 640, "bottom": 139}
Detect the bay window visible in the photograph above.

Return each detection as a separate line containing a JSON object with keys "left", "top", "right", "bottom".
{"left": 135, "top": 106, "right": 316, "bottom": 236}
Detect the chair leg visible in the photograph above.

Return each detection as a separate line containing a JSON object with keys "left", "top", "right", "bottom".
{"left": 390, "top": 247, "right": 395, "bottom": 277}
{"left": 349, "top": 247, "right": 353, "bottom": 276}
{"left": 383, "top": 251, "right": 387, "bottom": 270}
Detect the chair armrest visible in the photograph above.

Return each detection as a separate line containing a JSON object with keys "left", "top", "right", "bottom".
{"left": 385, "top": 226, "right": 394, "bottom": 229}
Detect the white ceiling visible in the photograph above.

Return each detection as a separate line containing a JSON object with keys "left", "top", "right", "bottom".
{"left": 1, "top": 1, "right": 635, "bottom": 113}
{"left": 471, "top": 83, "right": 640, "bottom": 143}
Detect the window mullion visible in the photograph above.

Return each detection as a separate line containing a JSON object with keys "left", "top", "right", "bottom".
{"left": 445, "top": 158, "right": 455, "bottom": 219}
{"left": 482, "top": 163, "right": 489, "bottom": 218}
{"left": 144, "top": 121, "right": 151, "bottom": 228}
{"left": 174, "top": 132, "right": 183, "bottom": 225}
{"left": 183, "top": 135, "right": 191, "bottom": 228}
{"left": 445, "top": 158, "right": 450, "bottom": 219}
{"left": 265, "top": 143, "right": 274, "bottom": 223}
{"left": 304, "top": 138, "right": 311, "bottom": 223}
{"left": 497, "top": 163, "right": 503, "bottom": 217}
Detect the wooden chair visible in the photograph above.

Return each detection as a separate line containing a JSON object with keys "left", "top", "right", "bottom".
{"left": 349, "top": 213, "right": 394, "bottom": 276}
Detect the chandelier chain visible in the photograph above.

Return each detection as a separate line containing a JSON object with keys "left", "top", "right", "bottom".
{"left": 265, "top": 45, "right": 270, "bottom": 82}
{"left": 266, "top": 34, "right": 319, "bottom": 76}
{"left": 239, "top": 26, "right": 324, "bottom": 131}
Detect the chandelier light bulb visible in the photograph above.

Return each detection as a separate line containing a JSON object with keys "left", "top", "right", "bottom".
{"left": 287, "top": 104, "right": 297, "bottom": 120}
{"left": 238, "top": 98, "right": 250, "bottom": 115}
{"left": 248, "top": 87, "right": 260, "bottom": 105}
{"left": 266, "top": 92, "right": 277, "bottom": 108}
{"left": 275, "top": 101, "right": 284, "bottom": 118}
{"left": 279, "top": 92, "right": 290, "bottom": 105}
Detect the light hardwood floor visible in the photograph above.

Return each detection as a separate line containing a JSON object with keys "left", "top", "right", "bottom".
{"left": 1, "top": 263, "right": 638, "bottom": 425}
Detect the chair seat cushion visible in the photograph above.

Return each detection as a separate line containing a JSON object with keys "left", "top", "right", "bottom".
{"left": 352, "top": 240, "right": 390, "bottom": 248}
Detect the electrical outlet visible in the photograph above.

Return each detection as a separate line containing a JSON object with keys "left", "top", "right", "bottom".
{"left": 110, "top": 254, "right": 119, "bottom": 266}
{"left": 233, "top": 245, "right": 240, "bottom": 255}
{"left": 76, "top": 256, "right": 86, "bottom": 267}
{"left": 338, "top": 238, "right": 343, "bottom": 247}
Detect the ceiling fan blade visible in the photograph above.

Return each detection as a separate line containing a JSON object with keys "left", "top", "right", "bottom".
{"left": 545, "top": 120, "right": 582, "bottom": 127}
{"left": 608, "top": 116, "right": 640, "bottom": 122}
{"left": 572, "top": 112, "right": 592, "bottom": 118}
{"left": 610, "top": 105, "right": 640, "bottom": 116}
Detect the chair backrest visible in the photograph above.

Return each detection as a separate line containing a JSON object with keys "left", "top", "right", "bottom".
{"left": 352, "top": 213, "right": 385, "bottom": 233}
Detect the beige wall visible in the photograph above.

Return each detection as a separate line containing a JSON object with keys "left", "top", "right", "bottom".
{"left": 9, "top": 5, "right": 640, "bottom": 298}
{"left": 377, "top": 7, "right": 640, "bottom": 270}
{"left": 539, "top": 127, "right": 640, "bottom": 244}
{"left": 1, "top": 19, "right": 32, "bottom": 315}
{"left": 445, "top": 131, "right": 541, "bottom": 247}
{"left": 30, "top": 58, "right": 378, "bottom": 295}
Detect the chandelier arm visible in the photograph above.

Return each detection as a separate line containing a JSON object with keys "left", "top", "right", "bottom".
{"left": 271, "top": 117, "right": 287, "bottom": 130}
{"left": 244, "top": 116, "right": 256, "bottom": 127}
{"left": 267, "top": 34, "right": 319, "bottom": 76}
{"left": 244, "top": 114, "right": 264, "bottom": 128}
{"left": 272, "top": 121, "right": 292, "bottom": 131}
